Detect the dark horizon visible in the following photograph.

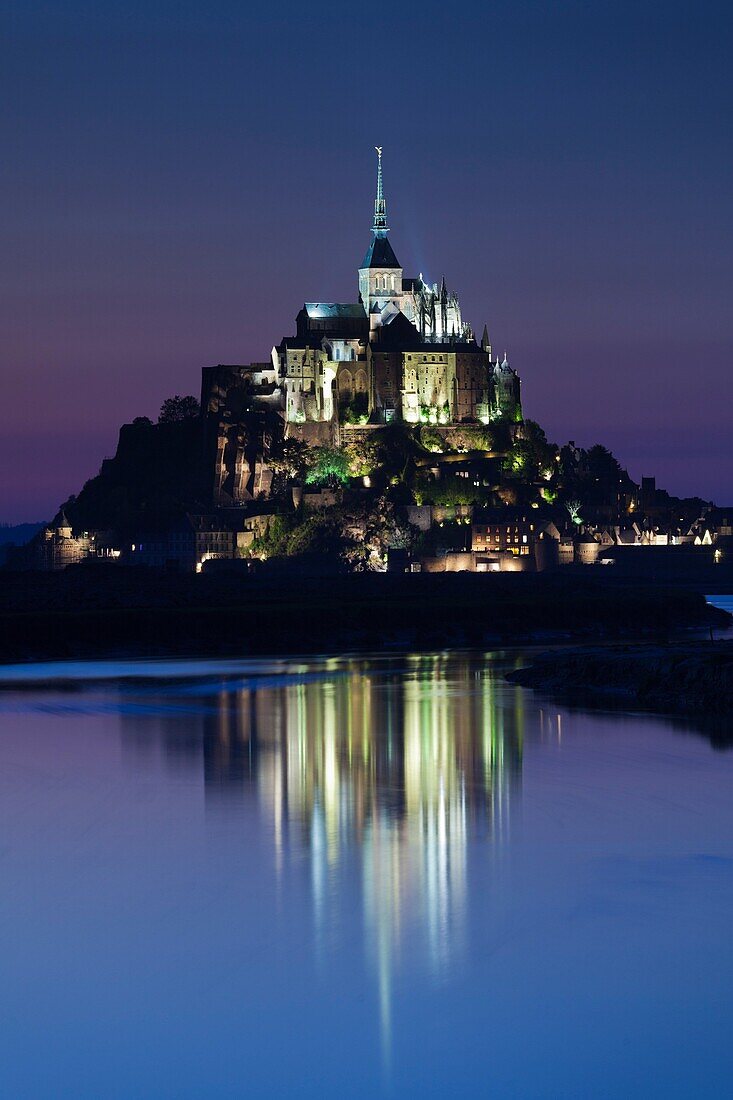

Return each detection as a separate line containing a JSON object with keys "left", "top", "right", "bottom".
{"left": 2, "top": 0, "right": 732, "bottom": 523}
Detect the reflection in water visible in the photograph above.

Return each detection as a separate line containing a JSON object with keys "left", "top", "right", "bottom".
{"left": 5, "top": 652, "right": 727, "bottom": 1096}
{"left": 122, "top": 652, "right": 528, "bottom": 1064}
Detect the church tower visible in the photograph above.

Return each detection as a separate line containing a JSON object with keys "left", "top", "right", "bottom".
{"left": 358, "top": 148, "right": 404, "bottom": 329}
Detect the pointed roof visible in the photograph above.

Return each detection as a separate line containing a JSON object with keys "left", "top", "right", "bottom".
{"left": 361, "top": 234, "right": 401, "bottom": 269}
{"left": 53, "top": 507, "right": 72, "bottom": 529}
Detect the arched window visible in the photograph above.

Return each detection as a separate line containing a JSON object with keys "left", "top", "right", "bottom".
{"left": 339, "top": 369, "right": 353, "bottom": 399}
{"left": 355, "top": 369, "right": 368, "bottom": 394}
{"left": 390, "top": 274, "right": 395, "bottom": 291}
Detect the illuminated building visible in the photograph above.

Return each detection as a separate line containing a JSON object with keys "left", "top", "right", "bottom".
{"left": 270, "top": 148, "right": 522, "bottom": 436}
{"left": 19, "top": 509, "right": 93, "bottom": 570}
{"left": 197, "top": 149, "right": 524, "bottom": 505}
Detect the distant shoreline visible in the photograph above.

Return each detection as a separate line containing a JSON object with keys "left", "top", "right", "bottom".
{"left": 507, "top": 642, "right": 733, "bottom": 720}
{"left": 0, "top": 569, "right": 726, "bottom": 666}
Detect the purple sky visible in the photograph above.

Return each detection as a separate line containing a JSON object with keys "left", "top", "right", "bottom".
{"left": 2, "top": 0, "right": 732, "bottom": 522}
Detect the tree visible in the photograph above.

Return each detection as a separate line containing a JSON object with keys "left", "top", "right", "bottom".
{"left": 341, "top": 499, "right": 416, "bottom": 571}
{"left": 419, "top": 427, "right": 445, "bottom": 454}
{"left": 132, "top": 416, "right": 153, "bottom": 427}
{"left": 369, "top": 423, "right": 424, "bottom": 481}
{"left": 344, "top": 437, "right": 382, "bottom": 477}
{"left": 245, "top": 515, "right": 295, "bottom": 559}
{"left": 503, "top": 420, "right": 558, "bottom": 482}
{"left": 158, "top": 395, "right": 201, "bottom": 423}
{"left": 340, "top": 392, "right": 369, "bottom": 425}
{"left": 304, "top": 447, "right": 351, "bottom": 487}
{"left": 566, "top": 499, "right": 583, "bottom": 525}
{"left": 565, "top": 444, "right": 627, "bottom": 508}
{"left": 586, "top": 444, "right": 622, "bottom": 483}
{"left": 521, "top": 420, "right": 558, "bottom": 475}
{"left": 268, "top": 438, "right": 309, "bottom": 479}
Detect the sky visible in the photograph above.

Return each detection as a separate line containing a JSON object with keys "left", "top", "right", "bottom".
{"left": 1, "top": 0, "right": 732, "bottom": 522}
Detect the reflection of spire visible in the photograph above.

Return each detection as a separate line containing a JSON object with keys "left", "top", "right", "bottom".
{"left": 373, "top": 146, "right": 389, "bottom": 236}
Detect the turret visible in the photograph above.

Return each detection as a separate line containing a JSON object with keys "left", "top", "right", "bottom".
{"left": 440, "top": 274, "right": 448, "bottom": 335}
{"left": 492, "top": 352, "right": 523, "bottom": 423}
{"left": 53, "top": 508, "right": 73, "bottom": 539}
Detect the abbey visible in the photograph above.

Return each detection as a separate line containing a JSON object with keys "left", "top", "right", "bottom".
{"left": 271, "top": 149, "right": 521, "bottom": 436}
{"left": 199, "top": 150, "right": 524, "bottom": 505}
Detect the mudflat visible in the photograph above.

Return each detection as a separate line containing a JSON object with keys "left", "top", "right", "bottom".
{"left": 0, "top": 569, "right": 726, "bottom": 663}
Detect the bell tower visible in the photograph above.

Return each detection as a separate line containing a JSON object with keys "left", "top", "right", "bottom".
{"left": 358, "top": 147, "right": 403, "bottom": 325}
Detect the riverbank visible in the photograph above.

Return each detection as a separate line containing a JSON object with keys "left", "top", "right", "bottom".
{"left": 507, "top": 641, "right": 733, "bottom": 717}
{"left": 0, "top": 569, "right": 727, "bottom": 664}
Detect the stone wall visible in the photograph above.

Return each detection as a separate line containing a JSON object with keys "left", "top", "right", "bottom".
{"left": 284, "top": 420, "right": 336, "bottom": 447}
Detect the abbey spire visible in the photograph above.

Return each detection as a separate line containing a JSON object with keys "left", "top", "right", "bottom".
{"left": 361, "top": 147, "right": 400, "bottom": 271}
{"left": 373, "top": 146, "right": 389, "bottom": 236}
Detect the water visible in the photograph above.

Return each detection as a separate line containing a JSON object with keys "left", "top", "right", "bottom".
{"left": 708, "top": 593, "right": 733, "bottom": 618}
{"left": 0, "top": 650, "right": 731, "bottom": 1099}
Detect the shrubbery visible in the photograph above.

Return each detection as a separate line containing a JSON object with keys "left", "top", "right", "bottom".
{"left": 304, "top": 447, "right": 351, "bottom": 487}
{"left": 413, "top": 473, "right": 492, "bottom": 507}
{"left": 339, "top": 393, "right": 369, "bottom": 424}
{"left": 419, "top": 427, "right": 444, "bottom": 453}
{"left": 414, "top": 519, "right": 471, "bottom": 556}
{"left": 247, "top": 513, "right": 348, "bottom": 560}
{"left": 344, "top": 438, "right": 382, "bottom": 477}
{"left": 445, "top": 424, "right": 495, "bottom": 452}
